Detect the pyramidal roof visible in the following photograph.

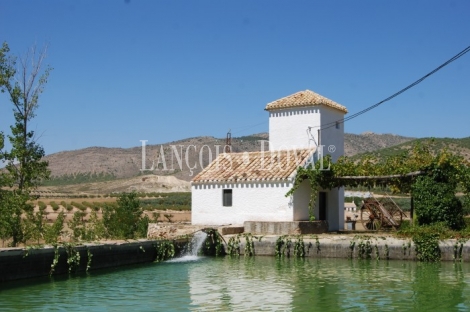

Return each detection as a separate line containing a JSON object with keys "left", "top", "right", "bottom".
{"left": 265, "top": 89, "right": 348, "bottom": 113}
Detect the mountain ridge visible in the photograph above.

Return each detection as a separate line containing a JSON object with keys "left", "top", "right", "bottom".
{"left": 43, "top": 132, "right": 415, "bottom": 183}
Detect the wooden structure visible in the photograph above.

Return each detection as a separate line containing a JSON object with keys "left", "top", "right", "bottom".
{"left": 360, "top": 194, "right": 407, "bottom": 231}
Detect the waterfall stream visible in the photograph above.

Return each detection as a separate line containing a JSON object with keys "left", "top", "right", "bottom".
{"left": 167, "top": 231, "right": 208, "bottom": 262}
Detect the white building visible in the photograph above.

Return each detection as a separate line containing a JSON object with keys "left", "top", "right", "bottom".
{"left": 191, "top": 90, "right": 348, "bottom": 231}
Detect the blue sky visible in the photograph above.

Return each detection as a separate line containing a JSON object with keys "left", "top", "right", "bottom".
{"left": 1, "top": 0, "right": 469, "bottom": 155}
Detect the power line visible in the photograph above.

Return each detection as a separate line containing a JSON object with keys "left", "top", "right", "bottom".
{"left": 231, "top": 121, "right": 268, "bottom": 135}
{"left": 319, "top": 44, "right": 470, "bottom": 130}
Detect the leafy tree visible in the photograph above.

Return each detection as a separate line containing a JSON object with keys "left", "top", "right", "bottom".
{"left": 0, "top": 41, "right": 52, "bottom": 246}
{"left": 0, "top": 190, "right": 29, "bottom": 246}
{"left": 412, "top": 176, "right": 465, "bottom": 230}
{"left": 0, "top": 42, "right": 51, "bottom": 191}
{"left": 102, "top": 192, "right": 147, "bottom": 239}
{"left": 44, "top": 210, "right": 65, "bottom": 244}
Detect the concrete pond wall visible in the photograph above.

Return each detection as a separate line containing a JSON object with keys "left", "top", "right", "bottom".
{"left": 1, "top": 233, "right": 470, "bottom": 283}
{"left": 0, "top": 239, "right": 189, "bottom": 283}
{"left": 218, "top": 234, "right": 470, "bottom": 262}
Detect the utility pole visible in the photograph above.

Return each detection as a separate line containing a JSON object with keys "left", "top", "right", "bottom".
{"left": 225, "top": 130, "right": 232, "bottom": 153}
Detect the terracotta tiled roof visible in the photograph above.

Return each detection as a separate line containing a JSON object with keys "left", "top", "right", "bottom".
{"left": 192, "top": 148, "right": 315, "bottom": 183}
{"left": 265, "top": 89, "right": 348, "bottom": 113}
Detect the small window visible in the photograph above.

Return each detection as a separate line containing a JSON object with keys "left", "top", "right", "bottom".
{"left": 223, "top": 189, "right": 232, "bottom": 207}
{"left": 335, "top": 122, "right": 340, "bottom": 129}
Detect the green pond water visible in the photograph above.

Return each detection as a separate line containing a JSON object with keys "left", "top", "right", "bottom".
{"left": 1, "top": 256, "right": 469, "bottom": 311}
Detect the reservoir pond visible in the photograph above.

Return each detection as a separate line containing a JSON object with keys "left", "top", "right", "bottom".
{"left": 1, "top": 256, "right": 470, "bottom": 311}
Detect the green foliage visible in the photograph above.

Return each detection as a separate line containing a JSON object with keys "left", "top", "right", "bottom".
{"left": 64, "top": 243, "right": 81, "bottom": 273}
{"left": 50, "top": 246, "right": 60, "bottom": 276}
{"left": 154, "top": 240, "right": 175, "bottom": 262}
{"left": 0, "top": 43, "right": 51, "bottom": 191}
{"left": 453, "top": 238, "right": 467, "bottom": 262}
{"left": 41, "top": 172, "right": 116, "bottom": 186}
{"left": 140, "top": 192, "right": 191, "bottom": 211}
{"left": 50, "top": 201, "right": 59, "bottom": 211}
{"left": 38, "top": 201, "right": 47, "bottom": 211}
{"left": 135, "top": 214, "right": 150, "bottom": 238}
{"left": 68, "top": 211, "right": 87, "bottom": 241}
{"left": 44, "top": 211, "right": 65, "bottom": 244}
{"left": 86, "top": 249, "right": 93, "bottom": 272}
{"left": 243, "top": 233, "right": 255, "bottom": 257}
{"left": 275, "top": 235, "right": 292, "bottom": 258}
{"left": 413, "top": 232, "right": 441, "bottom": 262}
{"left": 0, "top": 190, "right": 28, "bottom": 246}
{"left": 102, "top": 192, "right": 147, "bottom": 239}
{"left": 71, "top": 201, "right": 86, "bottom": 211}
{"left": 413, "top": 176, "right": 465, "bottom": 230}
{"left": 203, "top": 229, "right": 224, "bottom": 256}
{"left": 0, "top": 42, "right": 51, "bottom": 246}
{"left": 287, "top": 141, "right": 470, "bottom": 228}
{"left": 354, "top": 137, "right": 470, "bottom": 162}
{"left": 227, "top": 235, "right": 241, "bottom": 256}
{"left": 293, "top": 236, "right": 305, "bottom": 257}
{"left": 83, "top": 211, "right": 106, "bottom": 241}
{"left": 357, "top": 238, "right": 373, "bottom": 259}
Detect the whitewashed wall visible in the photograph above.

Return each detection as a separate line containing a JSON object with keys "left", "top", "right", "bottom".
{"left": 268, "top": 107, "right": 321, "bottom": 150}
{"left": 292, "top": 179, "right": 311, "bottom": 221}
{"left": 318, "top": 106, "right": 345, "bottom": 162}
{"left": 191, "top": 181, "right": 295, "bottom": 226}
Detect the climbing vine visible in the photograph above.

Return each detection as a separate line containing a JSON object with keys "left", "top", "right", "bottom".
{"left": 275, "top": 235, "right": 292, "bottom": 258}
{"left": 293, "top": 236, "right": 305, "bottom": 257}
{"left": 203, "top": 229, "right": 224, "bottom": 256}
{"left": 357, "top": 238, "right": 372, "bottom": 259}
{"left": 86, "top": 249, "right": 93, "bottom": 272}
{"left": 64, "top": 243, "right": 81, "bottom": 273}
{"left": 413, "top": 232, "right": 441, "bottom": 262}
{"left": 50, "top": 245, "right": 60, "bottom": 276}
{"left": 453, "top": 238, "right": 467, "bottom": 262}
{"left": 348, "top": 240, "right": 356, "bottom": 259}
{"left": 275, "top": 235, "right": 305, "bottom": 258}
{"left": 227, "top": 235, "right": 241, "bottom": 256}
{"left": 154, "top": 240, "right": 175, "bottom": 262}
{"left": 286, "top": 141, "right": 470, "bottom": 225}
{"left": 243, "top": 233, "right": 255, "bottom": 257}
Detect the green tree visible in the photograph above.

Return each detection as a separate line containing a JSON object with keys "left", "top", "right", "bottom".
{"left": 102, "top": 192, "right": 147, "bottom": 239}
{"left": 412, "top": 175, "right": 465, "bottom": 230}
{"left": 1, "top": 42, "right": 51, "bottom": 191}
{"left": 0, "top": 42, "right": 52, "bottom": 246}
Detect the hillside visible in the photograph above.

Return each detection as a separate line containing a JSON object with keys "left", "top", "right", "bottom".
{"left": 41, "top": 132, "right": 414, "bottom": 188}
{"left": 344, "top": 132, "right": 414, "bottom": 156}
{"left": 352, "top": 137, "right": 470, "bottom": 161}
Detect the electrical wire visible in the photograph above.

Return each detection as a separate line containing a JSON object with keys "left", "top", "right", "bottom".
{"left": 227, "top": 44, "right": 470, "bottom": 136}
{"left": 319, "top": 44, "right": 470, "bottom": 130}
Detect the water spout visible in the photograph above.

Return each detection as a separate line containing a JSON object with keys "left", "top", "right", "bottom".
{"left": 167, "top": 231, "right": 208, "bottom": 262}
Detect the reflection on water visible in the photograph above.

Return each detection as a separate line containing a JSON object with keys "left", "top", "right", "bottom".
{"left": 1, "top": 257, "right": 469, "bottom": 311}
{"left": 189, "top": 257, "right": 293, "bottom": 311}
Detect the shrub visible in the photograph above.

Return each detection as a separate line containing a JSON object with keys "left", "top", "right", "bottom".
{"left": 50, "top": 201, "right": 60, "bottom": 211}
{"left": 38, "top": 201, "right": 47, "bottom": 211}
{"left": 102, "top": 192, "right": 147, "bottom": 239}
{"left": 82, "top": 201, "right": 92, "bottom": 209}
{"left": 71, "top": 201, "right": 86, "bottom": 211}
{"left": 412, "top": 176, "right": 465, "bottom": 230}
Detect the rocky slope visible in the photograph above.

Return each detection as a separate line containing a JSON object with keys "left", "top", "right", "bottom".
{"left": 43, "top": 132, "right": 414, "bottom": 185}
